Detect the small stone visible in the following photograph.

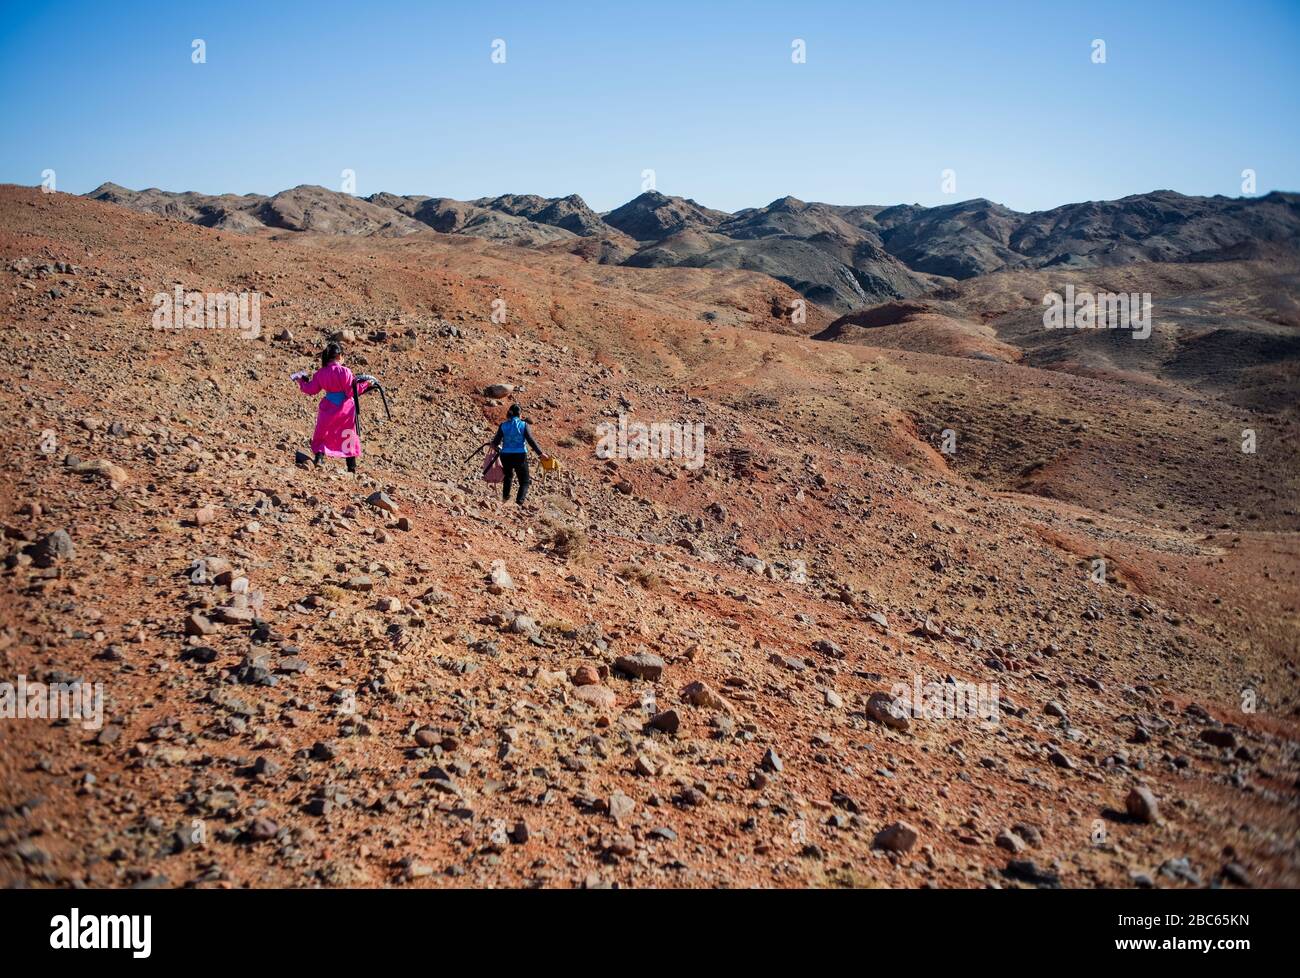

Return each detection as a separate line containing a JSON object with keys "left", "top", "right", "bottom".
{"left": 572, "top": 665, "right": 600, "bottom": 687}
{"left": 367, "top": 491, "right": 398, "bottom": 514}
{"left": 14, "top": 840, "right": 49, "bottom": 865}
{"left": 311, "top": 741, "right": 338, "bottom": 761}
{"left": 761, "top": 747, "right": 783, "bottom": 773}
{"left": 1200, "top": 728, "right": 1237, "bottom": 749}
{"left": 488, "top": 561, "right": 514, "bottom": 592}
{"left": 184, "top": 612, "right": 215, "bottom": 636}
{"left": 1004, "top": 859, "right": 1061, "bottom": 887}
{"left": 866, "top": 691, "right": 910, "bottom": 732}
{"left": 1126, "top": 786, "right": 1160, "bottom": 824}
{"left": 647, "top": 709, "right": 680, "bottom": 734}
{"left": 31, "top": 529, "right": 74, "bottom": 568}
{"left": 193, "top": 505, "right": 216, "bottom": 527}
{"left": 995, "top": 829, "right": 1026, "bottom": 853}
{"left": 253, "top": 756, "right": 282, "bottom": 777}
{"left": 572, "top": 685, "right": 616, "bottom": 710}
{"left": 70, "top": 459, "right": 128, "bottom": 487}
{"left": 616, "top": 653, "right": 665, "bottom": 681}
{"left": 212, "top": 606, "right": 255, "bottom": 624}
{"left": 247, "top": 817, "right": 279, "bottom": 841}
{"left": 812, "top": 638, "right": 844, "bottom": 659}
{"left": 1049, "top": 749, "right": 1074, "bottom": 770}
{"left": 1012, "top": 823, "right": 1043, "bottom": 847}
{"left": 608, "top": 791, "right": 635, "bottom": 823}
{"left": 376, "top": 596, "right": 401, "bottom": 612}
{"left": 681, "top": 680, "right": 730, "bottom": 711}
{"left": 873, "top": 821, "right": 919, "bottom": 853}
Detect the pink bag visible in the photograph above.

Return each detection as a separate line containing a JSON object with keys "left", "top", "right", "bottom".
{"left": 482, "top": 449, "right": 504, "bottom": 484}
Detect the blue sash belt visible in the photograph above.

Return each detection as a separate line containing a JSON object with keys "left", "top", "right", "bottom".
{"left": 324, "top": 391, "right": 348, "bottom": 406}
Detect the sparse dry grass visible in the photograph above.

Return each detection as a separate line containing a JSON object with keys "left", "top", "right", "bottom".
{"left": 615, "top": 561, "right": 660, "bottom": 590}
{"left": 540, "top": 517, "right": 590, "bottom": 563}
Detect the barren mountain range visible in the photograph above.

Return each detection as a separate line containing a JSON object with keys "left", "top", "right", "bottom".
{"left": 87, "top": 182, "right": 1300, "bottom": 313}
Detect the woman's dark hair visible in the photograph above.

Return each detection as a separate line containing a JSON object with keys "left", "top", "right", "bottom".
{"left": 507, "top": 403, "right": 521, "bottom": 418}
{"left": 320, "top": 342, "right": 343, "bottom": 369}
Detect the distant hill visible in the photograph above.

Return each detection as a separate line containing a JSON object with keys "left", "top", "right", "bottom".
{"left": 85, "top": 182, "right": 1300, "bottom": 313}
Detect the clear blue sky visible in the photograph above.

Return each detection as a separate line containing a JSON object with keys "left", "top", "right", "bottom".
{"left": 1, "top": 0, "right": 1297, "bottom": 213}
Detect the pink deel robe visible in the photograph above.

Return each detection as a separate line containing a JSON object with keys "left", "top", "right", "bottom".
{"left": 297, "top": 362, "right": 372, "bottom": 458}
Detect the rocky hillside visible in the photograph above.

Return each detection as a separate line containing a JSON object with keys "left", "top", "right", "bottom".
{"left": 2, "top": 185, "right": 1297, "bottom": 889}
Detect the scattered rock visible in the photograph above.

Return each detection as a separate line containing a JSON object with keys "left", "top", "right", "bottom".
{"left": 30, "top": 529, "right": 74, "bottom": 567}
{"left": 1200, "top": 728, "right": 1237, "bottom": 749}
{"left": 1049, "top": 749, "right": 1074, "bottom": 770}
{"left": 616, "top": 653, "right": 665, "bottom": 681}
{"left": 247, "top": 817, "right": 279, "bottom": 842}
{"left": 872, "top": 821, "right": 918, "bottom": 853}
{"left": 1004, "top": 859, "right": 1061, "bottom": 887}
{"left": 366, "top": 491, "right": 398, "bottom": 514}
{"left": 865, "top": 691, "right": 910, "bottom": 732}
{"left": 681, "top": 680, "right": 730, "bottom": 711}
{"left": 812, "top": 638, "right": 844, "bottom": 659}
{"left": 488, "top": 561, "right": 514, "bottom": 593}
{"left": 608, "top": 791, "right": 635, "bottom": 823}
{"left": 647, "top": 709, "right": 680, "bottom": 734}
{"left": 995, "top": 829, "right": 1026, "bottom": 853}
{"left": 572, "top": 685, "right": 616, "bottom": 710}
{"left": 1126, "top": 786, "right": 1160, "bottom": 824}
{"left": 184, "top": 612, "right": 215, "bottom": 637}
{"left": 69, "top": 459, "right": 128, "bottom": 487}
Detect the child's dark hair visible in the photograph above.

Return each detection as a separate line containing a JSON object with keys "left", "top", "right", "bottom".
{"left": 320, "top": 342, "right": 343, "bottom": 369}
{"left": 507, "top": 403, "right": 521, "bottom": 418}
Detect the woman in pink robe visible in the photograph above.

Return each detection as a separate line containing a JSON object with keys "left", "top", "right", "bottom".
{"left": 293, "top": 343, "right": 371, "bottom": 472}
